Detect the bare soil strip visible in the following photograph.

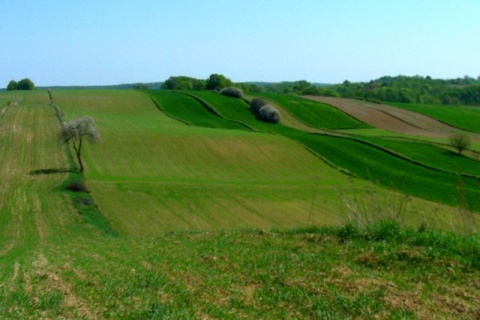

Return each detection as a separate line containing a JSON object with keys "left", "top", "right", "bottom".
{"left": 305, "top": 96, "right": 465, "bottom": 137}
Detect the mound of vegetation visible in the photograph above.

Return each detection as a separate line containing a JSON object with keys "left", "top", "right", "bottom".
{"left": 258, "top": 104, "right": 280, "bottom": 123}
{"left": 220, "top": 87, "right": 243, "bottom": 98}
{"left": 249, "top": 98, "right": 281, "bottom": 123}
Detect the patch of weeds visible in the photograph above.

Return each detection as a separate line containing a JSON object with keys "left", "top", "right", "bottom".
{"left": 365, "top": 220, "right": 403, "bottom": 241}
{"left": 74, "top": 196, "right": 95, "bottom": 207}
{"left": 36, "top": 291, "right": 63, "bottom": 310}
{"left": 61, "top": 173, "right": 117, "bottom": 237}
{"left": 63, "top": 174, "right": 89, "bottom": 193}
{"left": 338, "top": 222, "right": 360, "bottom": 240}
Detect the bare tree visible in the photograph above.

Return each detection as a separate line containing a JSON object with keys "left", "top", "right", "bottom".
{"left": 60, "top": 116, "right": 100, "bottom": 173}
{"left": 449, "top": 132, "right": 471, "bottom": 155}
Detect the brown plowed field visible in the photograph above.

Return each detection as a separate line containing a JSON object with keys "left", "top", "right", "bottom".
{"left": 305, "top": 96, "right": 463, "bottom": 137}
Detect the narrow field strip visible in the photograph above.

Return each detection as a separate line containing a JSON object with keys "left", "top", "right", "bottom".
{"left": 0, "top": 92, "right": 98, "bottom": 260}
{"left": 307, "top": 96, "right": 463, "bottom": 137}
{"left": 256, "top": 92, "right": 371, "bottom": 130}
{"left": 388, "top": 102, "right": 480, "bottom": 134}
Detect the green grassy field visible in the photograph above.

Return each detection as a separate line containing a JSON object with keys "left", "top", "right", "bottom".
{"left": 52, "top": 90, "right": 365, "bottom": 235}
{"left": 178, "top": 90, "right": 480, "bottom": 211}
{"left": 358, "top": 137, "right": 480, "bottom": 177}
{"left": 148, "top": 90, "right": 247, "bottom": 130}
{"left": 0, "top": 91, "right": 101, "bottom": 260}
{"left": 1, "top": 89, "right": 480, "bottom": 318}
{"left": 388, "top": 102, "right": 480, "bottom": 133}
{"left": 255, "top": 92, "right": 371, "bottom": 130}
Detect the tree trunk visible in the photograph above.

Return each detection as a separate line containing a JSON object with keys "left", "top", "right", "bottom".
{"left": 73, "top": 139, "right": 84, "bottom": 173}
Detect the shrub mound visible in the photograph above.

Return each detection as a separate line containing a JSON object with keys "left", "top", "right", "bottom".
{"left": 249, "top": 98, "right": 267, "bottom": 114}
{"left": 258, "top": 104, "right": 281, "bottom": 123}
{"left": 220, "top": 87, "right": 243, "bottom": 98}
{"left": 65, "top": 179, "right": 89, "bottom": 193}
{"left": 249, "top": 98, "right": 281, "bottom": 123}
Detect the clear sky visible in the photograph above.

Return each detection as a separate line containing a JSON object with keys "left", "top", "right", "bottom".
{"left": 2, "top": 0, "right": 479, "bottom": 86}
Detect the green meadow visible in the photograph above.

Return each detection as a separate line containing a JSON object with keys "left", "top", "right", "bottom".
{"left": 1, "top": 89, "right": 480, "bottom": 318}
{"left": 255, "top": 92, "right": 371, "bottom": 130}
{"left": 388, "top": 102, "right": 480, "bottom": 133}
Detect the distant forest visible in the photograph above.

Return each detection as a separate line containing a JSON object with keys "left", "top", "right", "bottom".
{"left": 160, "top": 74, "right": 480, "bottom": 106}
{"left": 239, "top": 75, "right": 480, "bottom": 106}
{"left": 7, "top": 74, "right": 480, "bottom": 106}
{"left": 328, "top": 75, "right": 480, "bottom": 106}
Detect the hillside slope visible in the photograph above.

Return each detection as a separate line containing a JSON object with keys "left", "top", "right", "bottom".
{"left": 52, "top": 90, "right": 357, "bottom": 234}
{"left": 1, "top": 90, "right": 479, "bottom": 319}
{"left": 306, "top": 96, "right": 466, "bottom": 137}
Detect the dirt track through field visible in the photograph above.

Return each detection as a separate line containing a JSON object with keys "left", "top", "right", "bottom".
{"left": 305, "top": 96, "right": 465, "bottom": 137}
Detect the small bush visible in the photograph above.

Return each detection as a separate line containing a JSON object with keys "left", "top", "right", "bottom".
{"left": 365, "top": 220, "right": 402, "bottom": 241}
{"left": 338, "top": 222, "right": 359, "bottom": 240}
{"left": 221, "top": 87, "right": 243, "bottom": 98}
{"left": 65, "top": 179, "right": 89, "bottom": 193}
{"left": 259, "top": 105, "right": 281, "bottom": 123}
{"left": 249, "top": 98, "right": 267, "bottom": 114}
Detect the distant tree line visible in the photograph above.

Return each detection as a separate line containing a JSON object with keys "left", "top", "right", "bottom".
{"left": 330, "top": 75, "right": 480, "bottom": 105}
{"left": 160, "top": 74, "right": 480, "bottom": 106}
{"left": 161, "top": 74, "right": 233, "bottom": 91}
{"left": 7, "top": 78, "right": 35, "bottom": 91}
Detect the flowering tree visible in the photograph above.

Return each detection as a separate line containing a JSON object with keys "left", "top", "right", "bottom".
{"left": 60, "top": 116, "right": 100, "bottom": 173}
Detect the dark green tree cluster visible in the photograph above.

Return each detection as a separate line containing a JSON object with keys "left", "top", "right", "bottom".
{"left": 161, "top": 74, "right": 233, "bottom": 91}
{"left": 206, "top": 74, "right": 232, "bottom": 90}
{"left": 7, "top": 78, "right": 35, "bottom": 91}
{"left": 330, "top": 75, "right": 480, "bottom": 105}
{"left": 161, "top": 76, "right": 207, "bottom": 90}
{"left": 239, "top": 80, "right": 338, "bottom": 96}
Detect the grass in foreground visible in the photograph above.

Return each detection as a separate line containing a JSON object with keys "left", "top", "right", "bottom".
{"left": 1, "top": 90, "right": 480, "bottom": 318}
{"left": 1, "top": 223, "right": 480, "bottom": 319}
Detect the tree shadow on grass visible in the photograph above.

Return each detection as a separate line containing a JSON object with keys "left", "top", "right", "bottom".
{"left": 29, "top": 168, "right": 76, "bottom": 175}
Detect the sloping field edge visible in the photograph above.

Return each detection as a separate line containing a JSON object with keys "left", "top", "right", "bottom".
{"left": 259, "top": 94, "right": 373, "bottom": 130}
{"left": 315, "top": 132, "right": 480, "bottom": 180}
{"left": 179, "top": 91, "right": 256, "bottom": 131}
{"left": 384, "top": 102, "right": 480, "bottom": 134}
{"left": 139, "top": 90, "right": 193, "bottom": 126}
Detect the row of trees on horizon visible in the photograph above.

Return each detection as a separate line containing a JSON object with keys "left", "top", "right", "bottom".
{"left": 5, "top": 74, "right": 480, "bottom": 106}
{"left": 160, "top": 74, "right": 480, "bottom": 106}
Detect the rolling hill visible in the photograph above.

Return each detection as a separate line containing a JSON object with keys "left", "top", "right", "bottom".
{"left": 1, "top": 89, "right": 480, "bottom": 318}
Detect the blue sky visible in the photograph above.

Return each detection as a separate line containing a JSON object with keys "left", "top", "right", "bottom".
{"left": 2, "top": 0, "right": 479, "bottom": 86}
